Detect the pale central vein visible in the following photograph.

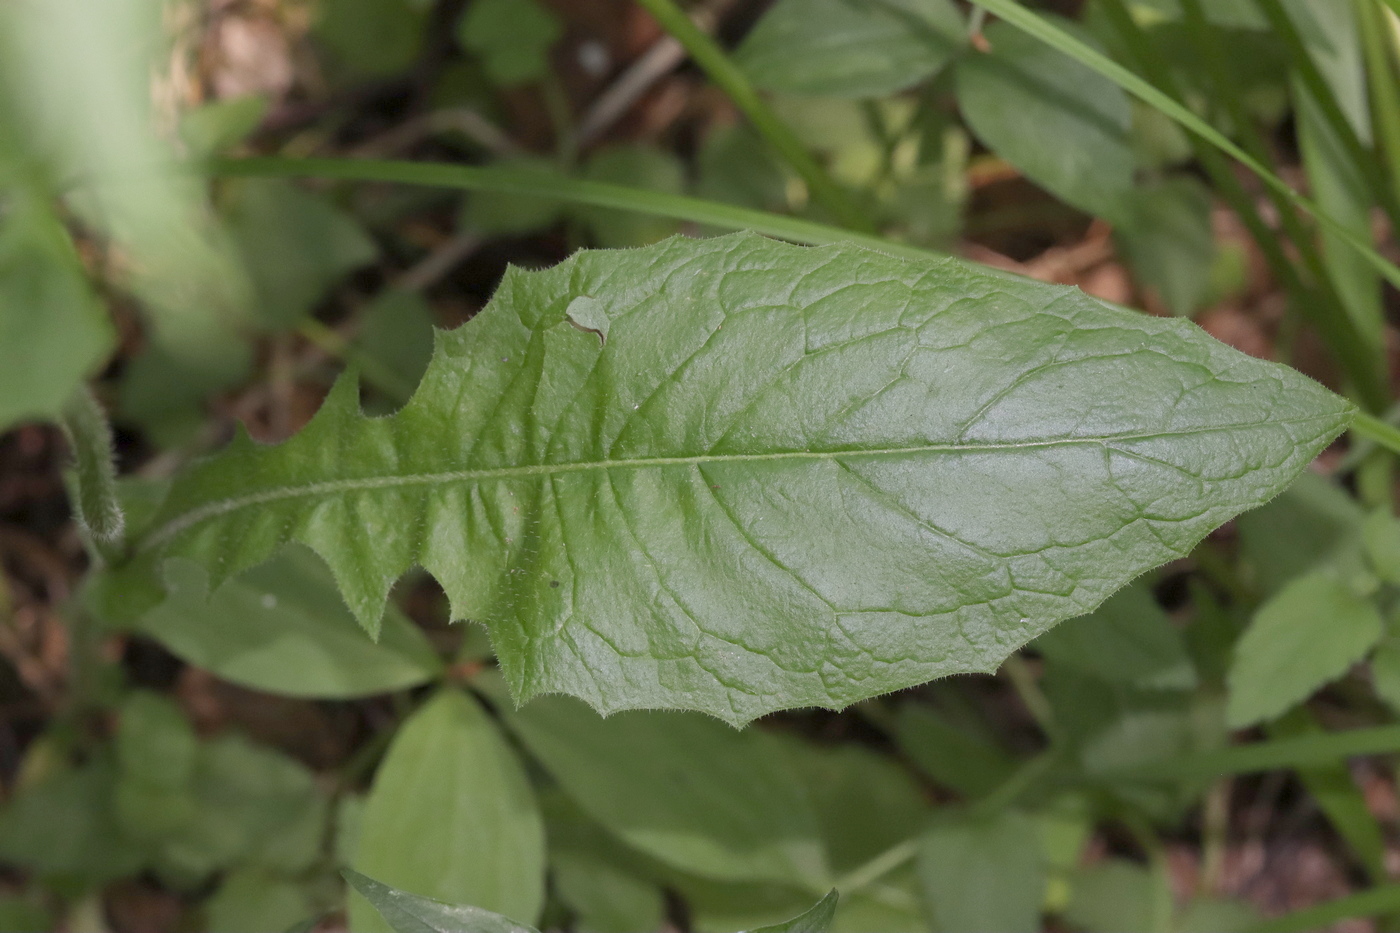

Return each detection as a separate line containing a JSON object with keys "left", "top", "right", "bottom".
{"left": 135, "top": 420, "right": 1313, "bottom": 551}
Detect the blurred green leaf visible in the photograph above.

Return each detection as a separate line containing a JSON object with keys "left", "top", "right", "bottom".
{"left": 1038, "top": 795, "right": 1092, "bottom": 915}
{"left": 153, "top": 734, "right": 324, "bottom": 884}
{"left": 574, "top": 146, "right": 686, "bottom": 246}
{"left": 1126, "top": 0, "right": 1266, "bottom": 29}
{"left": 0, "top": 757, "right": 144, "bottom": 885}
{"left": 955, "top": 18, "right": 1134, "bottom": 219}
{"left": 1063, "top": 859, "right": 1159, "bottom": 933}
{"left": 550, "top": 854, "right": 667, "bottom": 933}
{"left": 0, "top": 895, "right": 50, "bottom": 933}
{"left": 115, "top": 691, "right": 198, "bottom": 789}
{"left": 180, "top": 96, "right": 268, "bottom": 160}
{"left": 1065, "top": 858, "right": 1256, "bottom": 932}
{"left": 229, "top": 178, "right": 377, "bottom": 331}
{"left": 894, "top": 701, "right": 1017, "bottom": 798}
{"left": 1372, "top": 626, "right": 1400, "bottom": 715}
{"left": 1227, "top": 571, "right": 1384, "bottom": 728}
{"left": 0, "top": 0, "right": 251, "bottom": 367}
{"left": 1238, "top": 472, "right": 1368, "bottom": 597}
{"left": 113, "top": 691, "right": 201, "bottom": 844}
{"left": 778, "top": 738, "right": 927, "bottom": 875}
{"left": 917, "top": 810, "right": 1044, "bottom": 933}
{"left": 1033, "top": 583, "right": 1196, "bottom": 691}
{"left": 1292, "top": 0, "right": 1383, "bottom": 362}
{"left": 1176, "top": 897, "right": 1258, "bottom": 933}
{"left": 1114, "top": 177, "right": 1215, "bottom": 316}
{"left": 507, "top": 695, "right": 829, "bottom": 888}
{"left": 1365, "top": 511, "right": 1400, "bottom": 585}
{"left": 118, "top": 337, "right": 254, "bottom": 447}
{"left": 1043, "top": 664, "right": 1198, "bottom": 809}
{"left": 457, "top": 0, "right": 561, "bottom": 87}
{"left": 350, "top": 690, "right": 545, "bottom": 932}
{"left": 207, "top": 870, "right": 317, "bottom": 933}
{"left": 355, "top": 289, "right": 437, "bottom": 404}
{"left": 316, "top": 0, "right": 430, "bottom": 76}
{"left": 1298, "top": 84, "right": 1383, "bottom": 359}
{"left": 345, "top": 870, "right": 541, "bottom": 933}
{"left": 0, "top": 192, "right": 114, "bottom": 432}
{"left": 696, "top": 126, "right": 791, "bottom": 215}
{"left": 136, "top": 547, "right": 442, "bottom": 700}
{"left": 736, "top": 0, "right": 964, "bottom": 98}
{"left": 460, "top": 157, "right": 565, "bottom": 236}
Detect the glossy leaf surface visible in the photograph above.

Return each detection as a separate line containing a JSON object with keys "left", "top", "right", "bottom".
{"left": 129, "top": 234, "right": 1350, "bottom": 723}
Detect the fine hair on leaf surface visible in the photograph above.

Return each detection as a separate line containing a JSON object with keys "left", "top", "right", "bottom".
{"left": 120, "top": 233, "right": 1351, "bottom": 724}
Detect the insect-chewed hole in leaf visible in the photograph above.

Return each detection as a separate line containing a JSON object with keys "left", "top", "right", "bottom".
{"left": 564, "top": 295, "right": 609, "bottom": 344}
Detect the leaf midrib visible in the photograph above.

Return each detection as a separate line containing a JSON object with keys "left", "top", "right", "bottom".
{"left": 137, "top": 418, "right": 1326, "bottom": 552}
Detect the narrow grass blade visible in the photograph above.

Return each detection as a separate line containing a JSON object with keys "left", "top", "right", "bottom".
{"left": 1248, "top": 884, "right": 1400, "bottom": 933}
{"left": 208, "top": 156, "right": 935, "bottom": 262}
{"left": 1097, "top": 724, "right": 1400, "bottom": 781}
{"left": 968, "top": 0, "right": 1400, "bottom": 293}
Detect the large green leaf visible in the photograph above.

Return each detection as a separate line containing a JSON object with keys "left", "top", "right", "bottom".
{"left": 126, "top": 233, "right": 1350, "bottom": 723}
{"left": 506, "top": 695, "right": 829, "bottom": 887}
{"left": 350, "top": 690, "right": 545, "bottom": 932}
{"left": 735, "top": 0, "right": 964, "bottom": 99}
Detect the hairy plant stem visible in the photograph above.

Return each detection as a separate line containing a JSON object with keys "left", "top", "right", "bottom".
{"left": 1352, "top": 412, "right": 1400, "bottom": 456}
{"left": 60, "top": 387, "right": 126, "bottom": 566}
{"left": 630, "top": 0, "right": 873, "bottom": 232}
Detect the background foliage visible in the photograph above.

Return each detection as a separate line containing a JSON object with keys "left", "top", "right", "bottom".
{"left": 2, "top": 0, "right": 1400, "bottom": 931}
